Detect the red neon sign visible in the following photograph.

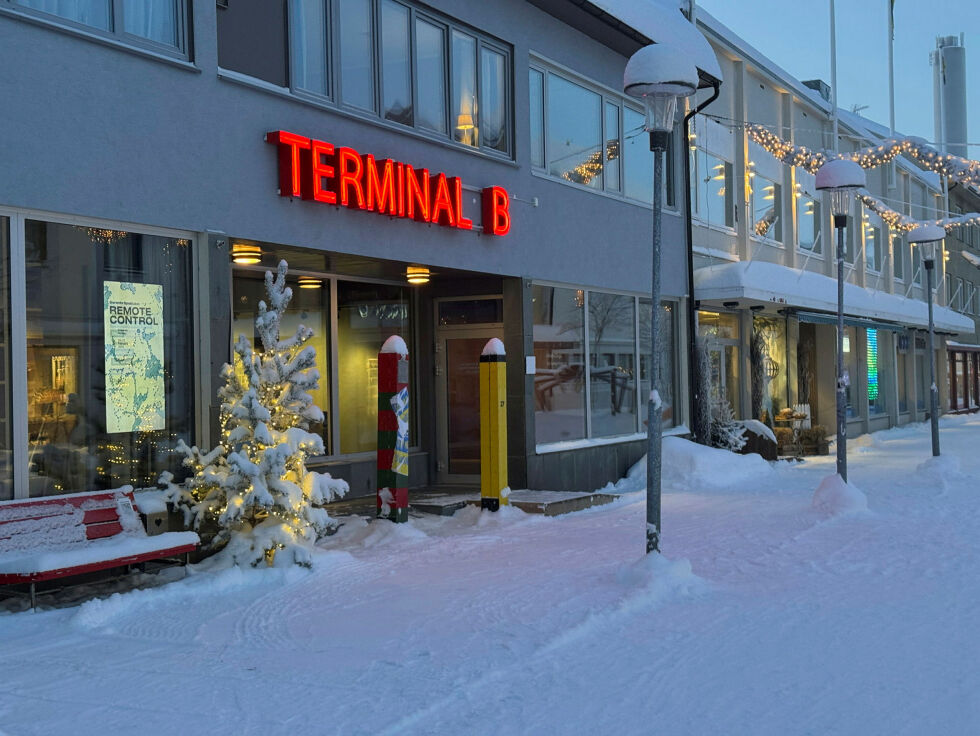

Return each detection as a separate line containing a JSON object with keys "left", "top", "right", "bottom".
{"left": 266, "top": 130, "right": 510, "bottom": 236}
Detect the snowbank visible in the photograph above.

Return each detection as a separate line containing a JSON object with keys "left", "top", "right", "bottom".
{"left": 915, "top": 455, "right": 964, "bottom": 492}
{"left": 811, "top": 474, "right": 868, "bottom": 516}
{"left": 662, "top": 436, "right": 772, "bottom": 491}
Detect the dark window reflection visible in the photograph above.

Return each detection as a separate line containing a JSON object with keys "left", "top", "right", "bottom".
{"left": 381, "top": 0, "right": 413, "bottom": 126}
{"left": 340, "top": 0, "right": 375, "bottom": 111}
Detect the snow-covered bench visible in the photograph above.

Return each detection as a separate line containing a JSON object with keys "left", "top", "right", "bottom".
{"left": 0, "top": 489, "right": 199, "bottom": 609}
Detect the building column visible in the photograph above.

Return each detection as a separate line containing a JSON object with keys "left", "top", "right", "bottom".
{"left": 504, "top": 277, "right": 532, "bottom": 490}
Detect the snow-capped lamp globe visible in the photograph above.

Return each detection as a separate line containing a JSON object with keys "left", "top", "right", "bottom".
{"left": 623, "top": 43, "right": 699, "bottom": 152}
{"left": 623, "top": 42, "right": 697, "bottom": 556}
{"left": 815, "top": 158, "right": 866, "bottom": 484}
{"left": 909, "top": 222, "right": 947, "bottom": 459}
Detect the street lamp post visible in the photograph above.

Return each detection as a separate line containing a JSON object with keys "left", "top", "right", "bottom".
{"left": 909, "top": 224, "right": 946, "bottom": 457}
{"left": 815, "top": 159, "right": 867, "bottom": 483}
{"left": 624, "top": 45, "right": 698, "bottom": 553}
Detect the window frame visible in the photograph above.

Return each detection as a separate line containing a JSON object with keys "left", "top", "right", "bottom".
{"left": 529, "top": 57, "right": 676, "bottom": 210}
{"left": 289, "top": 0, "right": 513, "bottom": 159}
{"left": 5, "top": 0, "right": 190, "bottom": 59}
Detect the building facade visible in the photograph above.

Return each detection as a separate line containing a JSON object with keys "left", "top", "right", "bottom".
{"left": 687, "top": 10, "right": 974, "bottom": 442}
{"left": 0, "top": 0, "right": 707, "bottom": 501}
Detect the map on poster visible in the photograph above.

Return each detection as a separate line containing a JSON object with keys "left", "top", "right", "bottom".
{"left": 103, "top": 281, "right": 165, "bottom": 433}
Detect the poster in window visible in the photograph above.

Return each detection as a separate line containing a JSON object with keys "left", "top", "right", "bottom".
{"left": 103, "top": 281, "right": 166, "bottom": 433}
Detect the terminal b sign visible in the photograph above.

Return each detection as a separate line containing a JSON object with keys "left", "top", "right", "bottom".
{"left": 266, "top": 130, "right": 511, "bottom": 237}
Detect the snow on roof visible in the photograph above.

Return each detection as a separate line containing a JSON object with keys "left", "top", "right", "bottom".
{"left": 961, "top": 250, "right": 980, "bottom": 269}
{"left": 589, "top": 0, "right": 723, "bottom": 82}
{"left": 695, "top": 261, "right": 975, "bottom": 335}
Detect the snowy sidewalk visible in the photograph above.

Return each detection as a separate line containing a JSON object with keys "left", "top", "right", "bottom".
{"left": 2, "top": 416, "right": 980, "bottom": 735}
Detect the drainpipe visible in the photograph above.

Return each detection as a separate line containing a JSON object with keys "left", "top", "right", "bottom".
{"left": 683, "top": 80, "right": 721, "bottom": 441}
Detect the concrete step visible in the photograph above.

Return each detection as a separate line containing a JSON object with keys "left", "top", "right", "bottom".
{"left": 504, "top": 490, "right": 617, "bottom": 516}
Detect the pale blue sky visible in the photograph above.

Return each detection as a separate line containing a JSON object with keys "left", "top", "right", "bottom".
{"left": 695, "top": 0, "right": 980, "bottom": 157}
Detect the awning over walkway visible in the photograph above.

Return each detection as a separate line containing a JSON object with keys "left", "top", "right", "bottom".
{"left": 694, "top": 261, "right": 975, "bottom": 336}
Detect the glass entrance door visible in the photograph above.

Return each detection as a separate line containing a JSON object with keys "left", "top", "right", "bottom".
{"left": 434, "top": 297, "right": 503, "bottom": 484}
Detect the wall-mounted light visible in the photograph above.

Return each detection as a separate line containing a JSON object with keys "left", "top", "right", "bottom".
{"left": 231, "top": 243, "right": 262, "bottom": 265}
{"left": 297, "top": 276, "right": 322, "bottom": 289}
{"left": 406, "top": 265, "right": 430, "bottom": 285}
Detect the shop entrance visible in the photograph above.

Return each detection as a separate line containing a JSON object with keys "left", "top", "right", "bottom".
{"left": 434, "top": 297, "right": 504, "bottom": 484}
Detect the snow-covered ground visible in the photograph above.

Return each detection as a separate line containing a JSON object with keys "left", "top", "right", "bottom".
{"left": 3, "top": 416, "right": 980, "bottom": 735}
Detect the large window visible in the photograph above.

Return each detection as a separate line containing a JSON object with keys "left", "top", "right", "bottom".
{"left": 533, "top": 285, "right": 676, "bottom": 446}
{"left": 750, "top": 173, "right": 782, "bottom": 242}
{"left": 291, "top": 0, "right": 512, "bottom": 156}
{"left": 25, "top": 220, "right": 194, "bottom": 497}
{"left": 13, "top": 0, "right": 187, "bottom": 53}
{"left": 893, "top": 234, "right": 905, "bottom": 281}
{"left": 867, "top": 329, "right": 885, "bottom": 415}
{"left": 0, "top": 218, "right": 9, "bottom": 500}
{"left": 529, "top": 64, "right": 672, "bottom": 206}
{"left": 865, "top": 221, "right": 881, "bottom": 273}
{"left": 796, "top": 193, "right": 821, "bottom": 254}
{"left": 691, "top": 148, "right": 735, "bottom": 229}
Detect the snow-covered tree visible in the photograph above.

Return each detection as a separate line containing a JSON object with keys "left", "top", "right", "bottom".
{"left": 709, "top": 390, "right": 746, "bottom": 453}
{"left": 162, "top": 260, "right": 347, "bottom": 567}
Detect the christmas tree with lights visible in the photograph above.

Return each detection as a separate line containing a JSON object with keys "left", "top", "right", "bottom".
{"left": 162, "top": 260, "right": 347, "bottom": 567}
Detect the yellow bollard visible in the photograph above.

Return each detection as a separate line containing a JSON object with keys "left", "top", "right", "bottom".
{"left": 480, "top": 338, "right": 508, "bottom": 511}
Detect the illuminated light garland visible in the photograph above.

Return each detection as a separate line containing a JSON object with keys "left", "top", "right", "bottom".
{"left": 754, "top": 206, "right": 777, "bottom": 237}
{"left": 857, "top": 192, "right": 980, "bottom": 234}
{"left": 746, "top": 124, "right": 980, "bottom": 187}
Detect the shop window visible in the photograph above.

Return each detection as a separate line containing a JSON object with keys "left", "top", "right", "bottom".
{"left": 699, "top": 311, "right": 740, "bottom": 417}
{"left": 751, "top": 317, "right": 787, "bottom": 421}
{"left": 589, "top": 293, "right": 636, "bottom": 437}
{"left": 25, "top": 220, "right": 194, "bottom": 497}
{"left": 897, "top": 344, "right": 908, "bottom": 413}
{"left": 640, "top": 300, "right": 677, "bottom": 429}
{"left": 533, "top": 285, "right": 586, "bottom": 444}
{"left": 750, "top": 174, "right": 782, "bottom": 243}
{"left": 13, "top": 0, "right": 187, "bottom": 54}
{"left": 867, "top": 329, "right": 885, "bottom": 414}
{"left": 843, "top": 326, "right": 859, "bottom": 417}
{"left": 337, "top": 281, "right": 412, "bottom": 454}
{"left": 0, "top": 218, "right": 9, "bottom": 500}
{"left": 291, "top": 0, "right": 512, "bottom": 156}
{"left": 530, "top": 62, "right": 674, "bottom": 206}
{"left": 691, "top": 148, "right": 735, "bottom": 229}
{"left": 232, "top": 271, "right": 331, "bottom": 453}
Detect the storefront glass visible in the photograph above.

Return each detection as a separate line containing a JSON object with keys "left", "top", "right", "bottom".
{"left": 589, "top": 293, "right": 636, "bottom": 437}
{"left": 533, "top": 285, "right": 586, "bottom": 444}
{"left": 337, "top": 281, "right": 411, "bottom": 454}
{"left": 0, "top": 218, "right": 10, "bottom": 500}
{"left": 233, "top": 271, "right": 331, "bottom": 451}
{"left": 867, "top": 329, "right": 886, "bottom": 415}
{"left": 751, "top": 317, "right": 786, "bottom": 420}
{"left": 26, "top": 220, "right": 194, "bottom": 496}
{"left": 699, "top": 311, "right": 740, "bottom": 416}
{"left": 844, "top": 326, "right": 858, "bottom": 417}
{"left": 897, "top": 338, "right": 909, "bottom": 412}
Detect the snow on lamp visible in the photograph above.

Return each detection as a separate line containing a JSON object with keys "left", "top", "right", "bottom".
{"left": 624, "top": 44, "right": 698, "bottom": 149}
{"left": 815, "top": 159, "right": 866, "bottom": 225}
{"left": 908, "top": 223, "right": 945, "bottom": 265}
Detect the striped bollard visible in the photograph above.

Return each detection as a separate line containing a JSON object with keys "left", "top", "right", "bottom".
{"left": 480, "top": 338, "right": 508, "bottom": 511}
{"left": 378, "top": 335, "right": 409, "bottom": 522}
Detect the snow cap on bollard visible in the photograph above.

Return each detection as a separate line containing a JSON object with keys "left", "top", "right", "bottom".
{"left": 380, "top": 335, "right": 409, "bottom": 356}
{"left": 482, "top": 337, "right": 505, "bottom": 357}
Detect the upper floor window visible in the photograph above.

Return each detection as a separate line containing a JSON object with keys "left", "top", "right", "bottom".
{"left": 863, "top": 219, "right": 882, "bottom": 273}
{"left": 750, "top": 171, "right": 781, "bottom": 243}
{"left": 893, "top": 234, "right": 906, "bottom": 282}
{"left": 12, "top": 0, "right": 187, "bottom": 53}
{"left": 529, "top": 62, "right": 674, "bottom": 207}
{"left": 796, "top": 192, "right": 821, "bottom": 254}
{"left": 290, "top": 0, "right": 511, "bottom": 156}
{"left": 691, "top": 147, "right": 734, "bottom": 229}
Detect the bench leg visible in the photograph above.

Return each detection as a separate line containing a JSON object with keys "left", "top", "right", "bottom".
{"left": 29, "top": 582, "right": 36, "bottom": 611}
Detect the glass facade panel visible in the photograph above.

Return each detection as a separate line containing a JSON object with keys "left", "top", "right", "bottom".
{"left": 797, "top": 194, "right": 821, "bottom": 254}
{"left": 337, "top": 281, "right": 411, "bottom": 454}
{"left": 752, "top": 317, "right": 787, "bottom": 420}
{"left": 865, "top": 223, "right": 881, "bottom": 272}
{"left": 623, "top": 107, "right": 653, "bottom": 203}
{"left": 867, "top": 329, "right": 885, "bottom": 414}
{"left": 415, "top": 18, "right": 446, "bottom": 133}
{"left": 604, "top": 102, "right": 621, "bottom": 193}
{"left": 18, "top": 0, "right": 110, "bottom": 29}
{"left": 751, "top": 175, "right": 781, "bottom": 242}
{"left": 25, "top": 221, "right": 193, "bottom": 496}
{"left": 893, "top": 235, "right": 905, "bottom": 281}
{"left": 640, "top": 300, "right": 676, "bottom": 429}
{"left": 291, "top": 0, "right": 329, "bottom": 95}
{"left": 533, "top": 285, "right": 586, "bottom": 444}
{"left": 547, "top": 74, "right": 601, "bottom": 189}
{"left": 588, "top": 293, "right": 636, "bottom": 437}
{"left": 339, "top": 0, "right": 375, "bottom": 111}
{"left": 122, "top": 0, "right": 178, "bottom": 46}
{"left": 693, "top": 149, "right": 734, "bottom": 228}
{"left": 451, "top": 31, "right": 478, "bottom": 147}
{"left": 0, "top": 218, "right": 10, "bottom": 500}
{"left": 529, "top": 69, "right": 545, "bottom": 169}
{"left": 480, "top": 47, "right": 508, "bottom": 153}
{"left": 912, "top": 244, "right": 922, "bottom": 285}
{"left": 381, "top": 0, "right": 413, "bottom": 126}
{"left": 233, "top": 272, "right": 331, "bottom": 452}
{"left": 897, "top": 345, "right": 908, "bottom": 412}
{"left": 843, "top": 326, "right": 859, "bottom": 417}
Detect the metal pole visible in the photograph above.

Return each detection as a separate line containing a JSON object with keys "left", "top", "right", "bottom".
{"left": 926, "top": 261, "right": 941, "bottom": 456}
{"left": 647, "top": 133, "right": 666, "bottom": 554}
{"left": 836, "top": 222, "right": 848, "bottom": 481}
{"left": 829, "top": 0, "right": 839, "bottom": 152}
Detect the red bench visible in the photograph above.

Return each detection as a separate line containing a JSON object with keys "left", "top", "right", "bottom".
{"left": 0, "top": 489, "right": 199, "bottom": 609}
